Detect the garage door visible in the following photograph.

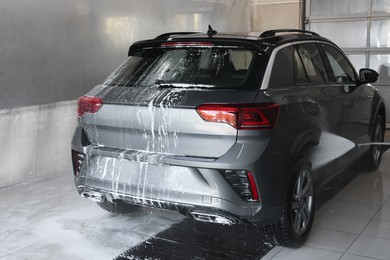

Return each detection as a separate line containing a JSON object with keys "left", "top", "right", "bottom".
{"left": 305, "top": 0, "right": 390, "bottom": 126}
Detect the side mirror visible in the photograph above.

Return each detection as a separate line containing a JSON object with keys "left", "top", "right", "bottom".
{"left": 359, "top": 68, "right": 379, "bottom": 84}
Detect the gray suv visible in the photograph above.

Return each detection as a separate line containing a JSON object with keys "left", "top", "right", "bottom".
{"left": 71, "top": 28, "right": 386, "bottom": 247}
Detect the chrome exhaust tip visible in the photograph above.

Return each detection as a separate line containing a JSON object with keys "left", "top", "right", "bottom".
{"left": 190, "top": 211, "right": 240, "bottom": 225}
{"left": 81, "top": 190, "right": 105, "bottom": 203}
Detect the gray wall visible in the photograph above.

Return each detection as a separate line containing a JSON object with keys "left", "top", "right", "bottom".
{"left": 0, "top": 101, "right": 77, "bottom": 186}
{"left": 0, "top": 0, "right": 250, "bottom": 109}
{"left": 0, "top": 0, "right": 250, "bottom": 187}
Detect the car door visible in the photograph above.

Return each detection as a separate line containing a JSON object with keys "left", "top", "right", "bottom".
{"left": 291, "top": 43, "right": 360, "bottom": 183}
{"left": 320, "top": 43, "right": 372, "bottom": 149}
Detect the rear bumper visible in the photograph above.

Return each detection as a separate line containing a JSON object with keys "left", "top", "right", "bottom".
{"left": 73, "top": 152, "right": 283, "bottom": 225}
{"left": 71, "top": 127, "right": 285, "bottom": 225}
{"left": 78, "top": 183, "right": 246, "bottom": 225}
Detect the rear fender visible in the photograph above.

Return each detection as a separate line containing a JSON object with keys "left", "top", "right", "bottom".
{"left": 278, "top": 130, "right": 320, "bottom": 206}
{"left": 290, "top": 130, "right": 321, "bottom": 160}
{"left": 258, "top": 130, "right": 320, "bottom": 224}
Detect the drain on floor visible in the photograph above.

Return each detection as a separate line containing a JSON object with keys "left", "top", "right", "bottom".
{"left": 115, "top": 218, "right": 275, "bottom": 260}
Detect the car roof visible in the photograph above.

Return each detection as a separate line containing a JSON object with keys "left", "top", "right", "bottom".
{"left": 128, "top": 29, "right": 335, "bottom": 56}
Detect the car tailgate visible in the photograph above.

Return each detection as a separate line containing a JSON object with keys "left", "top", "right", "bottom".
{"left": 80, "top": 86, "right": 259, "bottom": 158}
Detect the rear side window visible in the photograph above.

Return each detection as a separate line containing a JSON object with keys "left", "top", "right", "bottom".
{"left": 294, "top": 43, "right": 329, "bottom": 84}
{"left": 103, "top": 48, "right": 267, "bottom": 89}
{"left": 268, "top": 46, "right": 294, "bottom": 88}
{"left": 322, "top": 44, "right": 356, "bottom": 83}
{"left": 268, "top": 43, "right": 330, "bottom": 88}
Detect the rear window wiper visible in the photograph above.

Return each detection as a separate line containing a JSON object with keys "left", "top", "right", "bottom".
{"left": 155, "top": 80, "right": 217, "bottom": 89}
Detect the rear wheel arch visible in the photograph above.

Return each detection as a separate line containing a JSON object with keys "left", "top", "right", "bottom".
{"left": 279, "top": 132, "right": 319, "bottom": 211}
{"left": 263, "top": 156, "right": 316, "bottom": 248}
{"left": 290, "top": 130, "right": 321, "bottom": 160}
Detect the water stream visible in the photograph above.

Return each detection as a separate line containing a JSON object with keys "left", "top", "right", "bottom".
{"left": 308, "top": 132, "right": 356, "bottom": 168}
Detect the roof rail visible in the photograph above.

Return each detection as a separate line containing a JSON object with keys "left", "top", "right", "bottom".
{"left": 259, "top": 29, "right": 319, "bottom": 38}
{"left": 155, "top": 32, "right": 199, "bottom": 39}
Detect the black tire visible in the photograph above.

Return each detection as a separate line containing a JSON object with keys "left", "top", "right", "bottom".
{"left": 366, "top": 115, "right": 385, "bottom": 171}
{"left": 268, "top": 158, "right": 316, "bottom": 248}
{"left": 97, "top": 200, "right": 140, "bottom": 214}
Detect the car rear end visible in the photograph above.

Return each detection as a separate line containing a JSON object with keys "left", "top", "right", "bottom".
{"left": 71, "top": 37, "right": 284, "bottom": 225}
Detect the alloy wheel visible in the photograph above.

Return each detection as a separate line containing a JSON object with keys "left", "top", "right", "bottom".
{"left": 291, "top": 168, "right": 314, "bottom": 236}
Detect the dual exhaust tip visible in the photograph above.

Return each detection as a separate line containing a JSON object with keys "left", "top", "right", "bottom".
{"left": 80, "top": 190, "right": 240, "bottom": 225}
{"left": 81, "top": 190, "right": 105, "bottom": 203}
{"left": 189, "top": 211, "right": 241, "bottom": 225}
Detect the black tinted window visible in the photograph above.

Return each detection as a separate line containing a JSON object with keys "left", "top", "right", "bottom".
{"left": 269, "top": 46, "right": 294, "bottom": 88}
{"left": 103, "top": 48, "right": 267, "bottom": 89}
{"left": 322, "top": 44, "right": 356, "bottom": 83}
{"left": 294, "top": 44, "right": 328, "bottom": 84}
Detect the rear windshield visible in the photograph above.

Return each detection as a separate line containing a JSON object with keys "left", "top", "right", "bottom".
{"left": 103, "top": 47, "right": 267, "bottom": 89}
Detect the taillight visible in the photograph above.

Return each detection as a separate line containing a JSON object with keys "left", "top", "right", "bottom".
{"left": 222, "top": 170, "right": 260, "bottom": 202}
{"left": 196, "top": 103, "right": 280, "bottom": 130}
{"left": 77, "top": 96, "right": 103, "bottom": 117}
{"left": 161, "top": 42, "right": 214, "bottom": 47}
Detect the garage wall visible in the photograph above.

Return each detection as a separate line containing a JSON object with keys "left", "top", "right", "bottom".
{"left": 0, "top": 0, "right": 250, "bottom": 188}
{"left": 0, "top": 101, "right": 76, "bottom": 186}
{"left": 0, "top": 0, "right": 250, "bottom": 109}
{"left": 251, "top": 0, "right": 301, "bottom": 32}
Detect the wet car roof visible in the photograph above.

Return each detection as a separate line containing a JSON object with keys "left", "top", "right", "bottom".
{"left": 128, "top": 29, "right": 334, "bottom": 57}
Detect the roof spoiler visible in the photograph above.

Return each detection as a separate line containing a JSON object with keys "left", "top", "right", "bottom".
{"left": 155, "top": 32, "right": 200, "bottom": 39}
